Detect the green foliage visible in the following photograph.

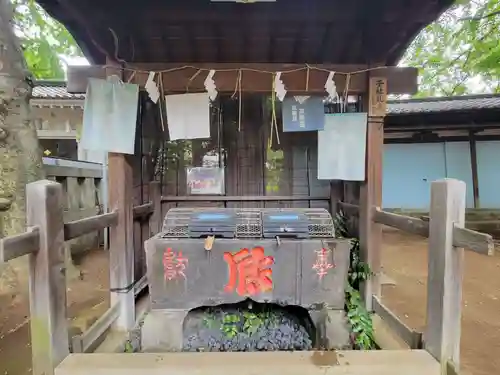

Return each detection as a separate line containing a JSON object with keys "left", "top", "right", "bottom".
{"left": 203, "top": 308, "right": 271, "bottom": 339}
{"left": 123, "top": 340, "right": 134, "bottom": 353}
{"left": 11, "top": 0, "right": 82, "bottom": 79}
{"left": 402, "top": 0, "right": 500, "bottom": 96}
{"left": 334, "top": 211, "right": 376, "bottom": 350}
{"left": 242, "top": 311, "right": 267, "bottom": 336}
{"left": 222, "top": 313, "right": 240, "bottom": 338}
{"left": 345, "top": 285, "right": 375, "bottom": 350}
{"left": 202, "top": 309, "right": 218, "bottom": 330}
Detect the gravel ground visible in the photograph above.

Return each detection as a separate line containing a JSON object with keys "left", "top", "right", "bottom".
{"left": 182, "top": 304, "right": 314, "bottom": 352}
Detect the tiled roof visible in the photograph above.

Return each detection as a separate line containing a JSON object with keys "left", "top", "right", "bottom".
{"left": 31, "top": 80, "right": 85, "bottom": 100}
{"left": 387, "top": 94, "right": 500, "bottom": 115}
{"left": 30, "top": 80, "right": 500, "bottom": 114}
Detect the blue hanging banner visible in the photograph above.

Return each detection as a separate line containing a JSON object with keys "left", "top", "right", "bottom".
{"left": 282, "top": 96, "right": 325, "bottom": 132}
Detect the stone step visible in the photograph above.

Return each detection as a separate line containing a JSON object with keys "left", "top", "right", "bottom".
{"left": 56, "top": 350, "right": 440, "bottom": 375}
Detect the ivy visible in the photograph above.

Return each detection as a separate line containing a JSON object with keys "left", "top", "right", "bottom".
{"left": 203, "top": 308, "right": 271, "bottom": 339}
{"left": 334, "top": 211, "right": 376, "bottom": 350}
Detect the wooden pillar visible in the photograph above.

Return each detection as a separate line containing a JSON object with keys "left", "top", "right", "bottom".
{"left": 359, "top": 75, "right": 385, "bottom": 310}
{"left": 330, "top": 180, "right": 344, "bottom": 216}
{"left": 108, "top": 153, "right": 135, "bottom": 330}
{"left": 26, "top": 180, "right": 69, "bottom": 375}
{"left": 468, "top": 131, "right": 480, "bottom": 208}
{"left": 149, "top": 181, "right": 162, "bottom": 235}
{"left": 106, "top": 59, "right": 136, "bottom": 330}
{"left": 425, "top": 179, "right": 465, "bottom": 373}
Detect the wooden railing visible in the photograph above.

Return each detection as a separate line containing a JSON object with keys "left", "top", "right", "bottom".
{"left": 340, "top": 179, "right": 494, "bottom": 374}
{"left": 0, "top": 179, "right": 162, "bottom": 375}
{"left": 43, "top": 157, "right": 105, "bottom": 254}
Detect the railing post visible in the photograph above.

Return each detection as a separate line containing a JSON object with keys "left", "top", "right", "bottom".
{"left": 26, "top": 180, "right": 69, "bottom": 375}
{"left": 108, "top": 153, "right": 135, "bottom": 330}
{"left": 425, "top": 178, "right": 465, "bottom": 373}
{"left": 149, "top": 181, "right": 162, "bottom": 236}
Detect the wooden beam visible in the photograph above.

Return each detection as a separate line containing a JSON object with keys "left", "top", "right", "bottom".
{"left": 66, "top": 64, "right": 418, "bottom": 95}
{"left": 425, "top": 179, "right": 465, "bottom": 370}
{"left": 373, "top": 208, "right": 429, "bottom": 237}
{"left": 375, "top": 208, "right": 494, "bottom": 256}
{"left": 372, "top": 296, "right": 423, "bottom": 349}
{"left": 71, "top": 304, "right": 120, "bottom": 354}
{"left": 0, "top": 228, "right": 39, "bottom": 262}
{"left": 43, "top": 165, "right": 102, "bottom": 179}
{"left": 132, "top": 202, "right": 154, "bottom": 220}
{"left": 452, "top": 224, "right": 494, "bottom": 256}
{"left": 64, "top": 211, "right": 119, "bottom": 241}
{"left": 161, "top": 195, "right": 330, "bottom": 202}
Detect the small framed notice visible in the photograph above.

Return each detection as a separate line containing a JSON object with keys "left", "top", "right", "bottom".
{"left": 369, "top": 77, "right": 388, "bottom": 117}
{"left": 186, "top": 167, "right": 225, "bottom": 195}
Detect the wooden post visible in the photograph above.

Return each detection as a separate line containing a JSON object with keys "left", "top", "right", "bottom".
{"left": 468, "top": 131, "right": 480, "bottom": 208}
{"left": 359, "top": 74, "right": 385, "bottom": 309}
{"left": 108, "top": 152, "right": 135, "bottom": 330}
{"left": 425, "top": 179, "right": 466, "bottom": 373}
{"left": 26, "top": 180, "right": 69, "bottom": 375}
{"left": 105, "top": 58, "right": 135, "bottom": 330}
{"left": 149, "top": 181, "right": 162, "bottom": 236}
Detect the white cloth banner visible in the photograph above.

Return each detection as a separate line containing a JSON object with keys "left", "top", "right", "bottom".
{"left": 165, "top": 93, "right": 211, "bottom": 140}
{"left": 317, "top": 112, "right": 368, "bottom": 181}
{"left": 80, "top": 78, "right": 139, "bottom": 154}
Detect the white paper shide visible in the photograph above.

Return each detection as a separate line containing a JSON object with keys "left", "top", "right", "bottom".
{"left": 204, "top": 70, "right": 218, "bottom": 101}
{"left": 165, "top": 93, "right": 211, "bottom": 141}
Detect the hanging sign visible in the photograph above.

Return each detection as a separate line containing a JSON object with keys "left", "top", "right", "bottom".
{"left": 317, "top": 112, "right": 367, "bottom": 181}
{"left": 282, "top": 96, "right": 325, "bottom": 132}
{"left": 186, "top": 167, "right": 225, "bottom": 195}
{"left": 369, "top": 77, "right": 388, "bottom": 117}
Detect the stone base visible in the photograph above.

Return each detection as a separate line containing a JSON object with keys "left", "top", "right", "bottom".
{"left": 141, "top": 309, "right": 188, "bottom": 352}
{"left": 309, "top": 309, "right": 351, "bottom": 350}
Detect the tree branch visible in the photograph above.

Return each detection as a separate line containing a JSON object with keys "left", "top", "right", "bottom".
{"left": 460, "top": 10, "right": 500, "bottom": 21}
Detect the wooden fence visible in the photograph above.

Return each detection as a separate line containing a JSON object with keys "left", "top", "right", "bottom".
{"left": 340, "top": 178, "right": 494, "bottom": 375}
{"left": 0, "top": 179, "right": 161, "bottom": 375}
{"left": 43, "top": 158, "right": 105, "bottom": 254}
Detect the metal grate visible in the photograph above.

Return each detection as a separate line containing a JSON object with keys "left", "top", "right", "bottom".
{"left": 303, "top": 208, "right": 335, "bottom": 238}
{"left": 235, "top": 209, "right": 262, "bottom": 238}
{"left": 161, "top": 208, "right": 191, "bottom": 238}
{"left": 160, "top": 207, "right": 334, "bottom": 239}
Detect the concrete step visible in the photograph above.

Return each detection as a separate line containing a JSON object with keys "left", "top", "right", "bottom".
{"left": 56, "top": 350, "right": 440, "bottom": 375}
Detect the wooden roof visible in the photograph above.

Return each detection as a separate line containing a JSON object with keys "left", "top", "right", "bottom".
{"left": 36, "top": 0, "right": 453, "bottom": 65}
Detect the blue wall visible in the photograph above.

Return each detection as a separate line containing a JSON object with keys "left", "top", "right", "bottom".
{"left": 476, "top": 141, "right": 500, "bottom": 208}
{"left": 383, "top": 142, "right": 474, "bottom": 209}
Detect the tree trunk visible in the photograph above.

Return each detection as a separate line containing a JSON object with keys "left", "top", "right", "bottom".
{"left": 0, "top": 0, "right": 44, "bottom": 293}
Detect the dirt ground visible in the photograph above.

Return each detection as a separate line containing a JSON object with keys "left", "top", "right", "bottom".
{"left": 0, "top": 248, "right": 109, "bottom": 375}
{"left": 381, "top": 230, "right": 500, "bottom": 375}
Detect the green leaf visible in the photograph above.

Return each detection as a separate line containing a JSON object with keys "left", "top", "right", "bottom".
{"left": 12, "top": 0, "right": 83, "bottom": 79}
{"left": 403, "top": 0, "right": 500, "bottom": 95}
